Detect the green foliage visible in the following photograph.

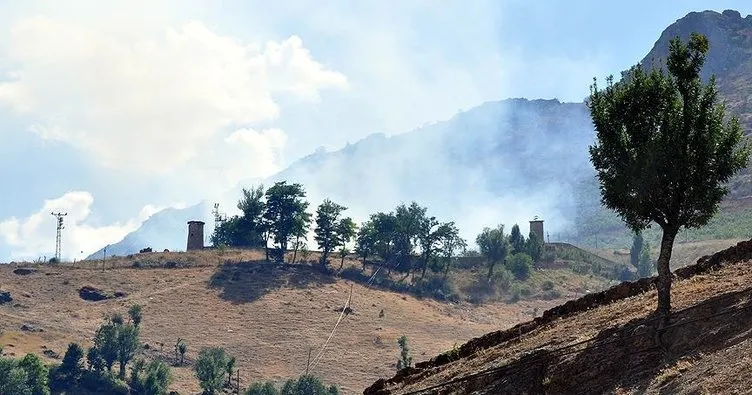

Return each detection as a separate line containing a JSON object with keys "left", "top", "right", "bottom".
{"left": 176, "top": 338, "right": 187, "bottom": 365}
{"left": 264, "top": 182, "right": 311, "bottom": 261}
{"left": 226, "top": 356, "right": 236, "bottom": 386}
{"left": 637, "top": 241, "right": 654, "bottom": 278}
{"left": 506, "top": 253, "right": 534, "bottom": 280}
{"left": 130, "top": 359, "right": 172, "bottom": 395}
{"left": 212, "top": 185, "right": 267, "bottom": 248}
{"left": 396, "top": 335, "right": 413, "bottom": 371}
{"left": 525, "top": 231, "right": 542, "bottom": 262}
{"left": 195, "top": 347, "right": 231, "bottom": 394}
{"left": 0, "top": 357, "right": 31, "bottom": 395}
{"left": 436, "top": 222, "right": 466, "bottom": 277}
{"left": 314, "top": 200, "right": 355, "bottom": 269}
{"left": 19, "top": 353, "right": 50, "bottom": 395}
{"left": 87, "top": 347, "right": 105, "bottom": 374}
{"left": 509, "top": 224, "right": 526, "bottom": 254}
{"left": 54, "top": 342, "right": 84, "bottom": 386}
{"left": 476, "top": 225, "right": 509, "bottom": 278}
{"left": 116, "top": 324, "right": 140, "bottom": 379}
{"left": 589, "top": 33, "right": 750, "bottom": 313}
{"left": 128, "top": 304, "right": 143, "bottom": 328}
{"left": 246, "top": 381, "right": 279, "bottom": 395}
{"left": 279, "top": 375, "right": 339, "bottom": 395}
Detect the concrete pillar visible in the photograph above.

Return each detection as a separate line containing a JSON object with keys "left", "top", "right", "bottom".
{"left": 187, "top": 221, "right": 205, "bottom": 251}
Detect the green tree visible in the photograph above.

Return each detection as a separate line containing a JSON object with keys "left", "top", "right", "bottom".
{"left": 588, "top": 33, "right": 750, "bottom": 315}
{"left": 212, "top": 186, "right": 267, "bottom": 248}
{"left": 336, "top": 217, "right": 357, "bottom": 269}
{"left": 195, "top": 347, "right": 230, "bottom": 394}
{"left": 396, "top": 335, "right": 413, "bottom": 371}
{"left": 393, "top": 203, "right": 427, "bottom": 275}
{"left": 630, "top": 231, "right": 644, "bottom": 270}
{"left": 417, "top": 215, "right": 440, "bottom": 279}
{"left": 18, "top": 353, "right": 50, "bottom": 395}
{"left": 525, "top": 231, "right": 542, "bottom": 262}
{"left": 279, "top": 375, "right": 339, "bottom": 395}
{"left": 263, "top": 182, "right": 310, "bottom": 262}
{"left": 637, "top": 241, "right": 654, "bottom": 278}
{"left": 509, "top": 224, "right": 526, "bottom": 254}
{"left": 246, "top": 381, "right": 279, "bottom": 395}
{"left": 128, "top": 304, "right": 143, "bottom": 328}
{"left": 0, "top": 358, "right": 31, "bottom": 395}
{"left": 58, "top": 343, "right": 84, "bottom": 383}
{"left": 131, "top": 359, "right": 172, "bottom": 395}
{"left": 314, "top": 199, "right": 348, "bottom": 268}
{"left": 117, "top": 324, "right": 140, "bottom": 379}
{"left": 436, "top": 222, "right": 466, "bottom": 278}
{"left": 93, "top": 322, "right": 119, "bottom": 373}
{"left": 354, "top": 221, "right": 376, "bottom": 270}
{"left": 367, "top": 212, "right": 398, "bottom": 274}
{"left": 476, "top": 225, "right": 510, "bottom": 279}
{"left": 87, "top": 347, "right": 104, "bottom": 374}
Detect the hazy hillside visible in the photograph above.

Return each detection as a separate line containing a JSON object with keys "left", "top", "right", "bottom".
{"left": 95, "top": 9, "right": 752, "bottom": 257}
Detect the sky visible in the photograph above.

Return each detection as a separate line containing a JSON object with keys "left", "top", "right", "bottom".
{"left": 0, "top": 0, "right": 751, "bottom": 262}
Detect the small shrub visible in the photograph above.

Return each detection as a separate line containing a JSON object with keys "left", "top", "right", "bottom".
{"left": 128, "top": 304, "right": 143, "bottom": 328}
{"left": 396, "top": 335, "right": 413, "bottom": 371}
{"left": 541, "top": 280, "right": 555, "bottom": 291}
{"left": 506, "top": 253, "right": 534, "bottom": 280}
{"left": 490, "top": 267, "right": 514, "bottom": 291}
{"left": 195, "top": 347, "right": 230, "bottom": 394}
{"left": 246, "top": 381, "right": 279, "bottom": 395}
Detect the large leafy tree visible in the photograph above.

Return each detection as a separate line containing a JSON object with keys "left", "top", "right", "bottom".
{"left": 476, "top": 225, "right": 510, "bottom": 279}
{"left": 354, "top": 221, "right": 377, "bottom": 270}
{"left": 436, "top": 222, "right": 466, "bottom": 278}
{"left": 393, "top": 202, "right": 427, "bottom": 275}
{"left": 588, "top": 33, "right": 749, "bottom": 315}
{"left": 211, "top": 185, "right": 266, "bottom": 248}
{"left": 417, "top": 215, "right": 440, "bottom": 279}
{"left": 263, "top": 181, "right": 310, "bottom": 262}
{"left": 314, "top": 199, "right": 349, "bottom": 268}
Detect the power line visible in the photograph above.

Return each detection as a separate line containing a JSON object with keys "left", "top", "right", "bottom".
{"left": 50, "top": 212, "right": 67, "bottom": 262}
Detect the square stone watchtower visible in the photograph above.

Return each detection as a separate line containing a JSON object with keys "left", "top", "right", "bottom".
{"left": 529, "top": 217, "right": 544, "bottom": 244}
{"left": 187, "top": 220, "right": 205, "bottom": 251}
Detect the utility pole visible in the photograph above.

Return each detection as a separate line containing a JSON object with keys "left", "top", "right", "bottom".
{"left": 51, "top": 212, "right": 67, "bottom": 262}
{"left": 212, "top": 203, "right": 226, "bottom": 246}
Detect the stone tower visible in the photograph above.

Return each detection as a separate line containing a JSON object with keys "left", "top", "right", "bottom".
{"left": 186, "top": 221, "right": 205, "bottom": 251}
{"left": 529, "top": 217, "right": 544, "bottom": 244}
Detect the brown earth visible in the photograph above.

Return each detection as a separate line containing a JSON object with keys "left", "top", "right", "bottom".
{"left": 0, "top": 249, "right": 568, "bottom": 395}
{"left": 366, "top": 238, "right": 752, "bottom": 395}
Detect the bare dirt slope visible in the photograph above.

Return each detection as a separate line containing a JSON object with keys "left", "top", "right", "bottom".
{"left": 0, "top": 249, "right": 564, "bottom": 394}
{"left": 367, "top": 239, "right": 752, "bottom": 395}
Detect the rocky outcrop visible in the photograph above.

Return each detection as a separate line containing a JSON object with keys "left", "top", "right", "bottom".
{"left": 0, "top": 291, "right": 12, "bottom": 304}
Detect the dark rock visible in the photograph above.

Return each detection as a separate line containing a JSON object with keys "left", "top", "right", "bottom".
{"left": 13, "top": 268, "right": 35, "bottom": 275}
{"left": 42, "top": 349, "right": 59, "bottom": 359}
{"left": 20, "top": 324, "right": 43, "bottom": 332}
{"left": 78, "top": 286, "right": 125, "bottom": 301}
{"left": 0, "top": 291, "right": 12, "bottom": 304}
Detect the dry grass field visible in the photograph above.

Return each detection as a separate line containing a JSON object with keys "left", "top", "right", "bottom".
{"left": 0, "top": 249, "right": 568, "bottom": 394}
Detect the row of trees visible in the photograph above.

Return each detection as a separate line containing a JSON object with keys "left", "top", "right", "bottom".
{"left": 213, "top": 182, "right": 546, "bottom": 281}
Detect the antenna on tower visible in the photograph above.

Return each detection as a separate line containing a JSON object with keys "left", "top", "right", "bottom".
{"left": 51, "top": 212, "right": 68, "bottom": 262}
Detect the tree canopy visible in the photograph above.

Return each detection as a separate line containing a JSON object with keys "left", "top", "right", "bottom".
{"left": 588, "top": 32, "right": 749, "bottom": 315}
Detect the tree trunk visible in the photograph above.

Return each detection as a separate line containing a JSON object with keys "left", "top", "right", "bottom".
{"left": 119, "top": 361, "right": 126, "bottom": 379}
{"left": 339, "top": 252, "right": 345, "bottom": 270}
{"left": 292, "top": 236, "right": 299, "bottom": 264}
{"left": 656, "top": 227, "right": 678, "bottom": 317}
{"left": 420, "top": 255, "right": 429, "bottom": 279}
{"left": 362, "top": 257, "right": 367, "bottom": 271}
{"left": 321, "top": 249, "right": 329, "bottom": 270}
